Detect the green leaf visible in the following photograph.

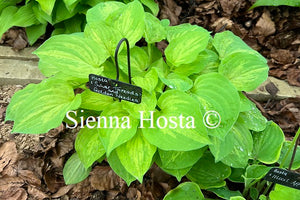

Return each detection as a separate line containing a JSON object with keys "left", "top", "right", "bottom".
{"left": 239, "top": 101, "right": 267, "bottom": 132}
{"left": 80, "top": 89, "right": 114, "bottom": 111}
{"left": 269, "top": 184, "right": 300, "bottom": 200}
{"left": 6, "top": 78, "right": 81, "bottom": 134}
{"left": 32, "top": 2, "right": 51, "bottom": 24}
{"left": 239, "top": 92, "right": 252, "bottom": 112}
{"left": 244, "top": 164, "right": 271, "bottom": 188}
{"left": 0, "top": 3, "right": 38, "bottom": 37}
{"left": 174, "top": 49, "right": 219, "bottom": 76}
{"left": 86, "top": 1, "right": 125, "bottom": 24}
{"left": 25, "top": 23, "right": 47, "bottom": 45}
{"left": 144, "top": 12, "right": 166, "bottom": 43}
{"left": 212, "top": 118, "right": 253, "bottom": 168}
{"left": 36, "top": 0, "right": 56, "bottom": 15}
{"left": 107, "top": 150, "right": 136, "bottom": 185}
{"left": 250, "top": 0, "right": 300, "bottom": 9}
{"left": 160, "top": 166, "right": 192, "bottom": 182}
{"left": 163, "top": 182, "right": 205, "bottom": 200}
{"left": 165, "top": 24, "right": 210, "bottom": 66}
{"left": 75, "top": 126, "right": 106, "bottom": 169}
{"left": 142, "top": 90, "right": 210, "bottom": 151}
{"left": 63, "top": 0, "right": 81, "bottom": 12}
{"left": 0, "top": 0, "right": 21, "bottom": 13}
{"left": 208, "top": 187, "right": 243, "bottom": 200}
{"left": 63, "top": 153, "right": 91, "bottom": 184}
{"left": 132, "top": 68, "right": 158, "bottom": 92}
{"left": 158, "top": 72, "right": 193, "bottom": 91}
{"left": 213, "top": 31, "right": 255, "bottom": 60}
{"left": 187, "top": 152, "right": 231, "bottom": 189}
{"left": 34, "top": 34, "right": 108, "bottom": 80}
{"left": 140, "top": 0, "right": 159, "bottom": 16}
{"left": 229, "top": 168, "right": 245, "bottom": 183}
{"left": 158, "top": 147, "right": 207, "bottom": 169}
{"left": 278, "top": 141, "right": 300, "bottom": 170}
{"left": 116, "top": 130, "right": 156, "bottom": 182}
{"left": 218, "top": 51, "right": 269, "bottom": 91}
{"left": 191, "top": 73, "right": 240, "bottom": 139}
{"left": 122, "top": 91, "right": 157, "bottom": 120}
{"left": 113, "top": 0, "right": 145, "bottom": 47}
{"left": 251, "top": 121, "right": 285, "bottom": 164}
{"left": 119, "top": 46, "right": 148, "bottom": 77}
{"left": 98, "top": 103, "right": 139, "bottom": 156}
{"left": 85, "top": 21, "right": 123, "bottom": 57}
{"left": 230, "top": 197, "right": 246, "bottom": 200}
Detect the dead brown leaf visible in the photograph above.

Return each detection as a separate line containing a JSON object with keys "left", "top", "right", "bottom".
{"left": 71, "top": 178, "right": 93, "bottom": 200}
{"left": 218, "top": 0, "right": 242, "bottom": 17}
{"left": 270, "top": 49, "right": 295, "bottom": 65}
{"left": 44, "top": 168, "right": 65, "bottom": 193}
{"left": 253, "top": 10, "right": 276, "bottom": 37}
{"left": 287, "top": 67, "right": 300, "bottom": 87}
{"left": 0, "top": 142, "right": 18, "bottom": 173}
{"left": 0, "top": 176, "right": 24, "bottom": 196}
{"left": 90, "top": 166, "right": 120, "bottom": 191}
{"left": 18, "top": 169, "right": 41, "bottom": 187}
{"left": 160, "top": 0, "right": 182, "bottom": 25}
{"left": 27, "top": 185, "right": 49, "bottom": 200}
{"left": 0, "top": 187, "right": 27, "bottom": 200}
{"left": 52, "top": 185, "right": 74, "bottom": 198}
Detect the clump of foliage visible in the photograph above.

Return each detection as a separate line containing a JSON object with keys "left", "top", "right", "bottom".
{"left": 0, "top": 0, "right": 158, "bottom": 45}
{"left": 250, "top": 0, "right": 300, "bottom": 9}
{"left": 5, "top": 0, "right": 300, "bottom": 199}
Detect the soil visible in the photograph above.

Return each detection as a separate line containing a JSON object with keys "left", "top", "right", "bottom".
{"left": 0, "top": 0, "right": 299, "bottom": 199}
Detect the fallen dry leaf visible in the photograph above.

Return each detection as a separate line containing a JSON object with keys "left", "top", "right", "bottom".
{"left": 287, "top": 67, "right": 300, "bottom": 87}
{"left": 160, "top": 0, "right": 182, "bottom": 25}
{"left": 18, "top": 169, "right": 41, "bottom": 187}
{"left": 253, "top": 10, "right": 276, "bottom": 37}
{"left": 27, "top": 185, "right": 49, "bottom": 200}
{"left": 0, "top": 142, "right": 18, "bottom": 173}
{"left": 270, "top": 49, "right": 295, "bottom": 65}
{"left": 90, "top": 166, "right": 120, "bottom": 191}
{"left": 0, "top": 187, "right": 27, "bottom": 200}
{"left": 52, "top": 185, "right": 74, "bottom": 198}
{"left": 218, "top": 0, "right": 242, "bottom": 16}
{"left": 0, "top": 176, "right": 24, "bottom": 196}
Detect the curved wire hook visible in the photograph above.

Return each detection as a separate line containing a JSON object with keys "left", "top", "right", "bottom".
{"left": 114, "top": 38, "right": 131, "bottom": 84}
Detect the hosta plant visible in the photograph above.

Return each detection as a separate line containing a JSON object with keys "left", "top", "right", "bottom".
{"left": 5, "top": 0, "right": 300, "bottom": 199}
{"left": 0, "top": 0, "right": 158, "bottom": 45}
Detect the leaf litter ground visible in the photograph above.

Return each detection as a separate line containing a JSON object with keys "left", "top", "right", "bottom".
{"left": 0, "top": 0, "right": 300, "bottom": 199}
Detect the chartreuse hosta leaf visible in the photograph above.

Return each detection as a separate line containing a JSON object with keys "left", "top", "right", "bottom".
{"left": 191, "top": 73, "right": 240, "bottom": 139}
{"left": 144, "top": 12, "right": 166, "bottom": 43}
{"left": 63, "top": 0, "right": 81, "bottom": 12}
{"left": 251, "top": 121, "right": 285, "bottom": 164}
{"left": 174, "top": 49, "right": 219, "bottom": 76}
{"left": 98, "top": 102, "right": 139, "bottom": 156}
{"left": 116, "top": 129, "right": 156, "bottom": 182}
{"left": 34, "top": 34, "right": 108, "bottom": 80}
{"left": 213, "top": 31, "right": 255, "bottom": 60}
{"left": 122, "top": 91, "right": 157, "bottom": 119}
{"left": 158, "top": 72, "right": 193, "bottom": 91}
{"left": 132, "top": 68, "right": 158, "bottom": 92}
{"left": 269, "top": 184, "right": 300, "bottom": 200}
{"left": 119, "top": 46, "right": 149, "bottom": 77}
{"left": 158, "top": 147, "right": 207, "bottom": 169}
{"left": 244, "top": 164, "right": 271, "bottom": 188}
{"left": 107, "top": 150, "right": 136, "bottom": 185}
{"left": 165, "top": 24, "right": 210, "bottom": 67}
{"left": 80, "top": 89, "right": 114, "bottom": 111}
{"left": 250, "top": 0, "right": 300, "bottom": 9}
{"left": 36, "top": 0, "right": 56, "bottom": 15}
{"left": 218, "top": 51, "right": 269, "bottom": 91}
{"left": 140, "top": 0, "right": 159, "bottom": 16}
{"left": 143, "top": 90, "right": 210, "bottom": 151}
{"left": 239, "top": 100, "right": 267, "bottom": 132}
{"left": 278, "top": 141, "right": 300, "bottom": 170}
{"left": 63, "top": 153, "right": 91, "bottom": 185}
{"left": 5, "top": 78, "right": 81, "bottom": 134}
{"left": 0, "top": 0, "right": 21, "bottom": 13}
{"left": 163, "top": 182, "right": 205, "bottom": 200}
{"left": 187, "top": 151, "right": 231, "bottom": 189}
{"left": 210, "top": 118, "right": 253, "bottom": 168}
{"left": 0, "top": 3, "right": 38, "bottom": 37}
{"left": 208, "top": 187, "right": 243, "bottom": 200}
{"left": 75, "top": 126, "right": 106, "bottom": 169}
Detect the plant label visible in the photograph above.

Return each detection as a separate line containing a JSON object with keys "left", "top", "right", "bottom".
{"left": 264, "top": 168, "right": 300, "bottom": 190}
{"left": 89, "top": 74, "right": 142, "bottom": 104}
